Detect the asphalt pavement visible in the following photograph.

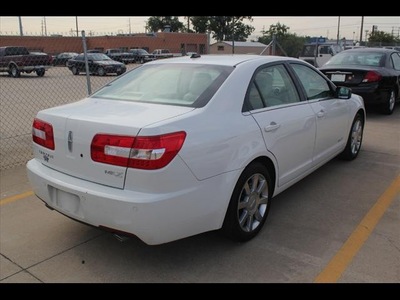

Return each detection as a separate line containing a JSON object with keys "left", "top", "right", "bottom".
{"left": 0, "top": 86, "right": 399, "bottom": 283}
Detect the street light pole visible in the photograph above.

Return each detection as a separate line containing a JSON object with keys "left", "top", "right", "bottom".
{"left": 336, "top": 16, "right": 340, "bottom": 44}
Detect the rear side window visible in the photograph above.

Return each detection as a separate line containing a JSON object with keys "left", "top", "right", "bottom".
{"left": 391, "top": 52, "right": 400, "bottom": 70}
{"left": 5, "top": 47, "right": 29, "bottom": 56}
{"left": 246, "top": 64, "right": 300, "bottom": 111}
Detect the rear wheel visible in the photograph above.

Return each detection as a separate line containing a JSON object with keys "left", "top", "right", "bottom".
{"left": 36, "top": 68, "right": 45, "bottom": 77}
{"left": 97, "top": 67, "right": 106, "bottom": 76}
{"left": 339, "top": 112, "right": 364, "bottom": 160}
{"left": 222, "top": 162, "right": 272, "bottom": 242}
{"left": 381, "top": 89, "right": 396, "bottom": 115}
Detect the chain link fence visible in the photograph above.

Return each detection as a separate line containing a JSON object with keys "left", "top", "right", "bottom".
{"left": 0, "top": 31, "right": 209, "bottom": 170}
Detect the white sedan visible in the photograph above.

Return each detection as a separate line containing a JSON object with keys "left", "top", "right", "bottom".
{"left": 27, "top": 54, "right": 365, "bottom": 245}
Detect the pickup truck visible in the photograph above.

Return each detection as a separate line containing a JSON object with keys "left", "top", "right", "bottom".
{"left": 151, "top": 49, "right": 174, "bottom": 59}
{"left": 298, "top": 43, "right": 343, "bottom": 68}
{"left": 0, "top": 46, "right": 53, "bottom": 77}
{"left": 103, "top": 49, "right": 136, "bottom": 64}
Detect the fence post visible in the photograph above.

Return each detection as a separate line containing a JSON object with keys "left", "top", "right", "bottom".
{"left": 81, "top": 30, "right": 92, "bottom": 95}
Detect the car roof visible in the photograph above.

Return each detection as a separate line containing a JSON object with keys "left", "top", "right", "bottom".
{"left": 148, "top": 54, "right": 297, "bottom": 67}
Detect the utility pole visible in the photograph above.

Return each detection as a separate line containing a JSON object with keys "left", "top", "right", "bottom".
{"left": 18, "top": 16, "right": 23, "bottom": 36}
{"left": 44, "top": 17, "right": 47, "bottom": 36}
{"left": 359, "top": 16, "right": 364, "bottom": 44}
{"left": 128, "top": 18, "right": 131, "bottom": 35}
{"left": 336, "top": 16, "right": 340, "bottom": 44}
{"left": 75, "top": 16, "right": 79, "bottom": 37}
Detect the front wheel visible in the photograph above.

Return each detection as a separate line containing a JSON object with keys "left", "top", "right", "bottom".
{"left": 9, "top": 64, "right": 20, "bottom": 78}
{"left": 222, "top": 162, "right": 272, "bottom": 243}
{"left": 339, "top": 112, "right": 364, "bottom": 160}
{"left": 380, "top": 89, "right": 396, "bottom": 115}
{"left": 71, "top": 66, "right": 79, "bottom": 75}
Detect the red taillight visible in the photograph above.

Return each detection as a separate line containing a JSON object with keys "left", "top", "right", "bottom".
{"left": 32, "top": 118, "right": 55, "bottom": 150}
{"left": 363, "top": 71, "right": 382, "bottom": 83}
{"left": 91, "top": 131, "right": 186, "bottom": 170}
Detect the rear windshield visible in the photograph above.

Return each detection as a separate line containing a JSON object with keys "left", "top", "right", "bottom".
{"left": 325, "top": 51, "right": 386, "bottom": 67}
{"left": 92, "top": 63, "right": 234, "bottom": 107}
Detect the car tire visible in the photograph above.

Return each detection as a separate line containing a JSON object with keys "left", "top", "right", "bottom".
{"left": 9, "top": 64, "right": 20, "bottom": 78}
{"left": 140, "top": 58, "right": 145, "bottom": 64}
{"left": 36, "top": 68, "right": 45, "bottom": 77}
{"left": 381, "top": 89, "right": 396, "bottom": 115}
{"left": 71, "top": 66, "right": 79, "bottom": 75}
{"left": 339, "top": 112, "right": 364, "bottom": 161}
{"left": 222, "top": 162, "right": 272, "bottom": 243}
{"left": 97, "top": 67, "right": 106, "bottom": 76}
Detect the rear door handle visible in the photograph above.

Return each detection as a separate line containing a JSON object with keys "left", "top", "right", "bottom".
{"left": 264, "top": 122, "right": 280, "bottom": 132}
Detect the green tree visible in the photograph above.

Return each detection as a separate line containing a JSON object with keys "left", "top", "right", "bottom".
{"left": 191, "top": 16, "right": 210, "bottom": 33}
{"left": 258, "top": 23, "right": 306, "bottom": 57}
{"left": 146, "top": 16, "right": 185, "bottom": 32}
{"left": 261, "top": 22, "right": 290, "bottom": 39}
{"left": 190, "top": 16, "right": 254, "bottom": 41}
{"left": 368, "top": 30, "right": 399, "bottom": 46}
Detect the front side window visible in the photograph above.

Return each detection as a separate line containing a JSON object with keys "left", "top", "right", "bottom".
{"left": 291, "top": 63, "right": 333, "bottom": 100}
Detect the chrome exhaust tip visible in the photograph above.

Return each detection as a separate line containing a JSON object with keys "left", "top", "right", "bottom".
{"left": 113, "top": 233, "right": 130, "bottom": 242}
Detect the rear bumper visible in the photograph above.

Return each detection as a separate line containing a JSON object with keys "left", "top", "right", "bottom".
{"left": 26, "top": 159, "right": 236, "bottom": 245}
{"left": 349, "top": 85, "right": 389, "bottom": 105}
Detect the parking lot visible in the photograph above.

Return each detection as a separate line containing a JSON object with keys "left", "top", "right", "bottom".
{"left": 0, "top": 65, "right": 399, "bottom": 283}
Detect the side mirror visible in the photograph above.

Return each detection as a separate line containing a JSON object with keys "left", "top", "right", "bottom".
{"left": 336, "top": 86, "right": 352, "bottom": 99}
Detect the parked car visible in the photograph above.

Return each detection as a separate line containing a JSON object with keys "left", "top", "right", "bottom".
{"left": 52, "top": 52, "right": 79, "bottom": 66}
{"left": 27, "top": 54, "right": 365, "bottom": 245}
{"left": 87, "top": 49, "right": 103, "bottom": 53}
{"left": 128, "top": 48, "right": 156, "bottom": 64}
{"left": 319, "top": 47, "right": 400, "bottom": 114}
{"left": 67, "top": 53, "right": 126, "bottom": 76}
{"left": 104, "top": 49, "right": 136, "bottom": 64}
{"left": 186, "top": 52, "right": 198, "bottom": 57}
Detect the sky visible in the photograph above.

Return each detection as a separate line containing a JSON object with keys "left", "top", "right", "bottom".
{"left": 1, "top": 16, "right": 399, "bottom": 42}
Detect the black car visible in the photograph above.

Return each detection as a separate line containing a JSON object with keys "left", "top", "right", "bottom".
{"left": 129, "top": 49, "right": 156, "bottom": 64}
{"left": 67, "top": 53, "right": 126, "bottom": 76}
{"left": 319, "top": 48, "right": 400, "bottom": 114}
{"left": 52, "top": 52, "right": 78, "bottom": 66}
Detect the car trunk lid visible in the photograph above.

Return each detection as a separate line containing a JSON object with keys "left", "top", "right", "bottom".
{"left": 321, "top": 66, "right": 381, "bottom": 86}
{"left": 33, "top": 98, "right": 194, "bottom": 189}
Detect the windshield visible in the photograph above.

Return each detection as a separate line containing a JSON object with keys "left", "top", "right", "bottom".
{"left": 92, "top": 63, "right": 233, "bottom": 107}
{"left": 325, "top": 51, "right": 385, "bottom": 67}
